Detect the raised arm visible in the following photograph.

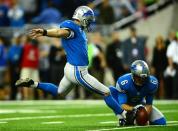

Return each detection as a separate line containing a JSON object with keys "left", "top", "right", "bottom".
{"left": 29, "top": 28, "right": 70, "bottom": 39}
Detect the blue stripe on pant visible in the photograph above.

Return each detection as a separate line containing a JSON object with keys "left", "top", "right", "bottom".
{"left": 74, "top": 67, "right": 104, "bottom": 95}
{"left": 150, "top": 117, "right": 166, "bottom": 125}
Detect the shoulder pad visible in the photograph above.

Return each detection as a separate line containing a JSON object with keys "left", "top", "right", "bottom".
{"left": 59, "top": 20, "right": 76, "bottom": 30}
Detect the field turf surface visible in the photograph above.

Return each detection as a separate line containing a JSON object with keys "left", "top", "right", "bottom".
{"left": 0, "top": 100, "right": 178, "bottom": 131}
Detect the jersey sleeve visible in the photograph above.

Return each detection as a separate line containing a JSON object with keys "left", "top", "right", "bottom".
{"left": 116, "top": 76, "right": 129, "bottom": 93}
{"left": 59, "top": 20, "right": 75, "bottom": 39}
{"left": 145, "top": 76, "right": 158, "bottom": 105}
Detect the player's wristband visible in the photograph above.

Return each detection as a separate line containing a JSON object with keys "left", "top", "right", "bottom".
{"left": 43, "top": 29, "right": 47, "bottom": 36}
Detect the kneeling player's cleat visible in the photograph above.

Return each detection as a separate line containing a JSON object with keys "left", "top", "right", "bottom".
{"left": 15, "top": 78, "right": 34, "bottom": 87}
{"left": 118, "top": 119, "right": 126, "bottom": 126}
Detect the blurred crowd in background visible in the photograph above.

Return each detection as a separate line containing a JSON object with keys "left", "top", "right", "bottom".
{"left": 0, "top": 0, "right": 163, "bottom": 27}
{"left": 0, "top": 0, "right": 178, "bottom": 100}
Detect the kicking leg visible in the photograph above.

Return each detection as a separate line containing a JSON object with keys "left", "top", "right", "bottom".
{"left": 15, "top": 76, "right": 73, "bottom": 97}
{"left": 74, "top": 66, "right": 124, "bottom": 118}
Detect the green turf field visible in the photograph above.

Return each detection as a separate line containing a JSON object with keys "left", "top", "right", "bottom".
{"left": 0, "top": 100, "right": 178, "bottom": 131}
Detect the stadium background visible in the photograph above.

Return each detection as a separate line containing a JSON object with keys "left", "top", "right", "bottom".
{"left": 0, "top": 0, "right": 178, "bottom": 130}
{"left": 0, "top": 0, "right": 177, "bottom": 100}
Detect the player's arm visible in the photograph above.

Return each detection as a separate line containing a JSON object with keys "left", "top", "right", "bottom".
{"left": 116, "top": 78, "right": 131, "bottom": 111}
{"left": 29, "top": 28, "right": 70, "bottom": 39}
{"left": 145, "top": 104, "right": 152, "bottom": 115}
{"left": 145, "top": 94, "right": 154, "bottom": 115}
{"left": 121, "top": 104, "right": 134, "bottom": 111}
{"left": 145, "top": 77, "right": 158, "bottom": 115}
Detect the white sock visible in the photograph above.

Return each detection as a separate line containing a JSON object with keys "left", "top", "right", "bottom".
{"left": 30, "top": 82, "right": 38, "bottom": 88}
{"left": 117, "top": 110, "right": 127, "bottom": 119}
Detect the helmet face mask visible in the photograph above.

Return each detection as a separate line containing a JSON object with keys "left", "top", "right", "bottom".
{"left": 131, "top": 60, "right": 150, "bottom": 86}
{"left": 72, "top": 6, "right": 95, "bottom": 32}
{"left": 132, "top": 74, "right": 148, "bottom": 86}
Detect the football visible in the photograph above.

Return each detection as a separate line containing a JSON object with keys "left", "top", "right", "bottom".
{"left": 135, "top": 106, "right": 149, "bottom": 126}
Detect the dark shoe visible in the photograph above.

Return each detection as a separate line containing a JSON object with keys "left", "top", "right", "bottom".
{"left": 15, "top": 78, "right": 34, "bottom": 87}
{"left": 118, "top": 119, "right": 126, "bottom": 126}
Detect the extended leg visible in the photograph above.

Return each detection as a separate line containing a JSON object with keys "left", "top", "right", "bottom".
{"left": 74, "top": 67, "right": 124, "bottom": 117}
{"left": 15, "top": 76, "right": 73, "bottom": 97}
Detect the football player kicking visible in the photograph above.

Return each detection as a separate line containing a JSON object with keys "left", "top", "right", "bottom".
{"left": 15, "top": 6, "right": 125, "bottom": 121}
{"left": 109, "top": 60, "right": 166, "bottom": 126}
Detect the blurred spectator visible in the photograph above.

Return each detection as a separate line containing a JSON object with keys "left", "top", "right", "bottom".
{"left": 38, "top": 38, "right": 50, "bottom": 83}
{"left": 165, "top": 31, "right": 176, "bottom": 49}
{"left": 86, "top": 33, "right": 107, "bottom": 99}
{"left": 136, "top": 0, "right": 147, "bottom": 19}
{"left": 0, "top": 36, "right": 8, "bottom": 100}
{"left": 60, "top": 0, "right": 91, "bottom": 19}
{"left": 37, "top": 37, "right": 50, "bottom": 99}
{"left": 106, "top": 31, "right": 125, "bottom": 82}
{"left": 7, "top": 0, "right": 25, "bottom": 27}
{"left": 110, "top": 0, "right": 136, "bottom": 21}
{"left": 0, "top": 0, "right": 9, "bottom": 26}
{"left": 20, "top": 38, "right": 40, "bottom": 100}
{"left": 31, "top": 0, "right": 62, "bottom": 24}
{"left": 166, "top": 35, "right": 178, "bottom": 99}
{"left": 98, "top": 0, "right": 115, "bottom": 24}
{"left": 164, "top": 31, "right": 176, "bottom": 99}
{"left": 151, "top": 35, "right": 167, "bottom": 99}
{"left": 19, "top": 0, "right": 38, "bottom": 23}
{"left": 7, "top": 34, "right": 22, "bottom": 100}
{"left": 48, "top": 39, "right": 66, "bottom": 87}
{"left": 89, "top": 32, "right": 107, "bottom": 83}
{"left": 122, "top": 26, "right": 147, "bottom": 72}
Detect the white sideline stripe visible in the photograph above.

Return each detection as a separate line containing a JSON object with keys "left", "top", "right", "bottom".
{"left": 162, "top": 110, "right": 178, "bottom": 113}
{"left": 0, "top": 109, "right": 57, "bottom": 114}
{"left": 0, "top": 113, "right": 113, "bottom": 121}
{"left": 87, "top": 123, "right": 178, "bottom": 131}
{"left": 99, "top": 121, "right": 178, "bottom": 124}
{"left": 0, "top": 109, "right": 176, "bottom": 114}
{"left": 0, "top": 121, "right": 7, "bottom": 124}
{"left": 42, "top": 121, "right": 64, "bottom": 124}
{"left": 167, "top": 121, "right": 178, "bottom": 124}
{"left": 0, "top": 109, "right": 177, "bottom": 121}
{"left": 100, "top": 121, "right": 116, "bottom": 124}
{"left": 0, "top": 100, "right": 178, "bottom": 105}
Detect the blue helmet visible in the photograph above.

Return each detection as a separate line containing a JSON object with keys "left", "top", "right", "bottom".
{"left": 131, "top": 60, "right": 150, "bottom": 86}
{"left": 72, "top": 6, "right": 95, "bottom": 31}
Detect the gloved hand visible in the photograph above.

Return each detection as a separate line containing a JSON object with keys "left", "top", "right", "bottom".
{"left": 125, "top": 104, "right": 144, "bottom": 125}
{"left": 134, "top": 104, "right": 145, "bottom": 111}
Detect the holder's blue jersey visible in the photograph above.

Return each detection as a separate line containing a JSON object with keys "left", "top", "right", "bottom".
{"left": 116, "top": 73, "right": 158, "bottom": 106}
{"left": 59, "top": 20, "right": 88, "bottom": 66}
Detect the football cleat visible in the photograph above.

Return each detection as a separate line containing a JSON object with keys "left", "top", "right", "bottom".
{"left": 118, "top": 119, "right": 126, "bottom": 126}
{"left": 15, "top": 78, "right": 34, "bottom": 87}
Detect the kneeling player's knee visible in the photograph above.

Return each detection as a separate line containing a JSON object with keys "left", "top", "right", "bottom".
{"left": 150, "top": 117, "right": 166, "bottom": 125}
{"left": 103, "top": 89, "right": 110, "bottom": 96}
{"left": 109, "top": 86, "right": 118, "bottom": 96}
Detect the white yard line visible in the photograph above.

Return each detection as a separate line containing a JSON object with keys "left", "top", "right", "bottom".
{"left": 0, "top": 113, "right": 113, "bottom": 121}
{"left": 167, "top": 121, "right": 178, "bottom": 123}
{"left": 87, "top": 123, "right": 178, "bottom": 131}
{"left": 99, "top": 120, "right": 178, "bottom": 125}
{"left": 162, "top": 110, "right": 178, "bottom": 113}
{"left": 42, "top": 121, "right": 64, "bottom": 124}
{"left": 0, "top": 121, "right": 7, "bottom": 124}
{"left": 100, "top": 121, "right": 116, "bottom": 124}
{"left": 0, "top": 109, "right": 57, "bottom": 114}
{"left": 0, "top": 109, "right": 177, "bottom": 121}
